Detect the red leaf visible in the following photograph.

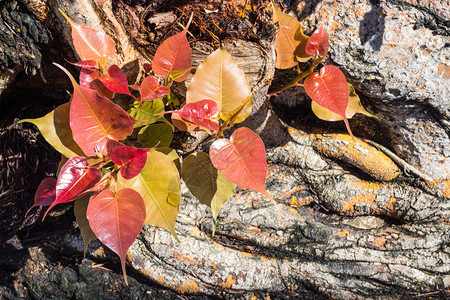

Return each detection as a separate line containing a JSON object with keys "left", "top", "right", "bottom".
{"left": 305, "top": 25, "right": 329, "bottom": 56}
{"left": 92, "top": 139, "right": 125, "bottom": 158}
{"left": 304, "top": 65, "right": 353, "bottom": 136}
{"left": 173, "top": 100, "right": 219, "bottom": 132}
{"left": 26, "top": 178, "right": 57, "bottom": 216}
{"left": 60, "top": 10, "right": 115, "bottom": 62}
{"left": 152, "top": 16, "right": 192, "bottom": 82}
{"left": 55, "top": 63, "right": 135, "bottom": 156}
{"left": 80, "top": 68, "right": 99, "bottom": 88}
{"left": 141, "top": 75, "right": 170, "bottom": 101}
{"left": 143, "top": 63, "right": 152, "bottom": 74}
{"left": 87, "top": 188, "right": 146, "bottom": 285}
{"left": 98, "top": 64, "right": 131, "bottom": 95}
{"left": 43, "top": 157, "right": 101, "bottom": 220}
{"left": 90, "top": 79, "right": 115, "bottom": 99}
{"left": 209, "top": 127, "right": 272, "bottom": 201}
{"left": 105, "top": 140, "right": 126, "bottom": 157}
{"left": 111, "top": 146, "right": 151, "bottom": 179}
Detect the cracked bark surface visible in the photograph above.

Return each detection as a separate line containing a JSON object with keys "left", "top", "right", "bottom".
{"left": 0, "top": 0, "right": 449, "bottom": 299}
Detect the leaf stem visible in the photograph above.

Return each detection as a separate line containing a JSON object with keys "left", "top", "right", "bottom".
{"left": 267, "top": 56, "right": 325, "bottom": 97}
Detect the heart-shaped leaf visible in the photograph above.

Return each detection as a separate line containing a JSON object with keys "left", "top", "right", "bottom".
{"left": 20, "top": 102, "right": 85, "bottom": 158}
{"left": 272, "top": 3, "right": 311, "bottom": 68}
{"left": 116, "top": 151, "right": 180, "bottom": 240}
{"left": 111, "top": 146, "right": 151, "bottom": 179}
{"left": 141, "top": 75, "right": 170, "bottom": 101}
{"left": 209, "top": 127, "right": 273, "bottom": 202}
{"left": 138, "top": 123, "right": 173, "bottom": 148}
{"left": 25, "top": 177, "right": 57, "bottom": 216}
{"left": 304, "top": 65, "right": 353, "bottom": 136}
{"left": 43, "top": 156, "right": 101, "bottom": 220}
{"left": 152, "top": 15, "right": 192, "bottom": 82}
{"left": 186, "top": 49, "right": 252, "bottom": 124}
{"left": 181, "top": 152, "right": 236, "bottom": 222}
{"left": 87, "top": 188, "right": 146, "bottom": 285}
{"left": 54, "top": 63, "right": 135, "bottom": 156}
{"left": 169, "top": 100, "right": 219, "bottom": 132}
{"left": 60, "top": 9, "right": 115, "bottom": 62}
{"left": 74, "top": 194, "right": 97, "bottom": 257}
{"left": 311, "top": 82, "right": 376, "bottom": 121}
{"left": 305, "top": 25, "right": 329, "bottom": 56}
{"left": 98, "top": 64, "right": 131, "bottom": 95}
{"left": 129, "top": 99, "right": 165, "bottom": 128}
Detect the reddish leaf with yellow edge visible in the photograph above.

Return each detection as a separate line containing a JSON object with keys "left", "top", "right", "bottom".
{"left": 165, "top": 100, "right": 219, "bottom": 132}
{"left": 311, "top": 82, "right": 376, "bottom": 121}
{"left": 209, "top": 127, "right": 274, "bottom": 203}
{"left": 141, "top": 75, "right": 170, "bottom": 101}
{"left": 98, "top": 64, "right": 131, "bottom": 95}
{"left": 87, "top": 188, "right": 146, "bottom": 285}
{"left": 304, "top": 65, "right": 353, "bottom": 136}
{"left": 26, "top": 177, "right": 57, "bottom": 216}
{"left": 111, "top": 146, "right": 151, "bottom": 179}
{"left": 186, "top": 49, "right": 252, "bottom": 124}
{"left": 43, "top": 156, "right": 101, "bottom": 220}
{"left": 60, "top": 9, "right": 115, "bottom": 62}
{"left": 271, "top": 3, "right": 311, "bottom": 68}
{"left": 54, "top": 63, "right": 135, "bottom": 156}
{"left": 152, "top": 15, "right": 192, "bottom": 82}
{"left": 305, "top": 25, "right": 329, "bottom": 56}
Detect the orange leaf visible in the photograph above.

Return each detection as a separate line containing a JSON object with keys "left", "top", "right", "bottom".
{"left": 60, "top": 9, "right": 115, "bottom": 62}
{"left": 271, "top": 3, "right": 311, "bottom": 68}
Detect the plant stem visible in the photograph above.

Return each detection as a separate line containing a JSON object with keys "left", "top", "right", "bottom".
{"left": 267, "top": 56, "right": 325, "bottom": 96}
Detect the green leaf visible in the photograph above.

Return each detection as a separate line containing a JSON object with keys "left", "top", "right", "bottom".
{"left": 20, "top": 102, "right": 85, "bottom": 158}
{"left": 129, "top": 99, "right": 165, "bottom": 128}
{"left": 74, "top": 194, "right": 97, "bottom": 257}
{"left": 166, "top": 92, "right": 180, "bottom": 108}
{"left": 116, "top": 151, "right": 181, "bottom": 241}
{"left": 181, "top": 152, "right": 236, "bottom": 222}
{"left": 156, "top": 147, "right": 181, "bottom": 173}
{"left": 138, "top": 123, "right": 173, "bottom": 148}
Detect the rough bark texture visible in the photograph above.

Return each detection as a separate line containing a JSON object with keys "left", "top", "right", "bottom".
{"left": 0, "top": 0, "right": 449, "bottom": 299}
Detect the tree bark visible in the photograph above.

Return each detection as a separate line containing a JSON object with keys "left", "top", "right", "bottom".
{"left": 0, "top": 0, "right": 449, "bottom": 299}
